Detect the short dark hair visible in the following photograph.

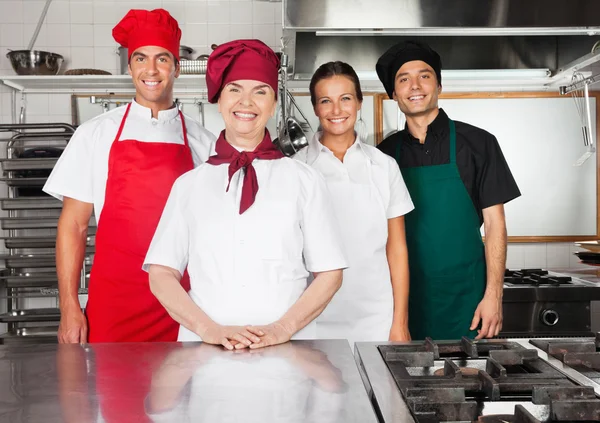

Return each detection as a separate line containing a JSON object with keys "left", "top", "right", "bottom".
{"left": 309, "top": 61, "right": 363, "bottom": 106}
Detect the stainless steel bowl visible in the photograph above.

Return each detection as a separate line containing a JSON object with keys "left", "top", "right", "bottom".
{"left": 6, "top": 50, "right": 64, "bottom": 75}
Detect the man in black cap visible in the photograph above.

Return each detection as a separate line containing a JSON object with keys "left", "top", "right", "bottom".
{"left": 376, "top": 40, "right": 520, "bottom": 341}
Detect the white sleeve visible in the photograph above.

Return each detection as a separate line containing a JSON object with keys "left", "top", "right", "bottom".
{"left": 43, "top": 123, "right": 96, "bottom": 203}
{"left": 143, "top": 177, "right": 189, "bottom": 274}
{"left": 300, "top": 168, "right": 348, "bottom": 273}
{"left": 386, "top": 159, "right": 414, "bottom": 219}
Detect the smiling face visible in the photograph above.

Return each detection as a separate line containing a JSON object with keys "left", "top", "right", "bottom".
{"left": 217, "top": 79, "right": 277, "bottom": 139}
{"left": 392, "top": 60, "right": 441, "bottom": 118}
{"left": 313, "top": 75, "right": 361, "bottom": 138}
{"left": 128, "top": 45, "right": 180, "bottom": 110}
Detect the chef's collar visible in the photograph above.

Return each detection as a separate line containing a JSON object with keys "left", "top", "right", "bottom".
{"left": 129, "top": 99, "right": 180, "bottom": 122}
{"left": 306, "top": 131, "right": 375, "bottom": 165}
{"left": 404, "top": 108, "right": 449, "bottom": 144}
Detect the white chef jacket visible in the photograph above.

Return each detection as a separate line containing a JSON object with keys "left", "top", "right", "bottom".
{"left": 143, "top": 153, "right": 348, "bottom": 341}
{"left": 295, "top": 133, "right": 414, "bottom": 345}
{"left": 43, "top": 100, "right": 216, "bottom": 221}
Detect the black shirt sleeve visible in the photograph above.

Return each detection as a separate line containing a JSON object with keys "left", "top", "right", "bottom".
{"left": 466, "top": 128, "right": 521, "bottom": 210}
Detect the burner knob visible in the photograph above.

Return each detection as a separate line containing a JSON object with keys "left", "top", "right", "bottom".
{"left": 540, "top": 309, "right": 559, "bottom": 326}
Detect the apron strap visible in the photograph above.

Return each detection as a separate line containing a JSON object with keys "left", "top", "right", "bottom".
{"left": 114, "top": 103, "right": 132, "bottom": 143}
{"left": 178, "top": 110, "right": 190, "bottom": 148}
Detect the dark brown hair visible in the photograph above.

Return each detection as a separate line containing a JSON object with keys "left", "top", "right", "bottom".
{"left": 309, "top": 61, "right": 363, "bottom": 106}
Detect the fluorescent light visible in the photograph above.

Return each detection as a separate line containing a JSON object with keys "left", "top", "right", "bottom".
{"left": 350, "top": 69, "right": 551, "bottom": 81}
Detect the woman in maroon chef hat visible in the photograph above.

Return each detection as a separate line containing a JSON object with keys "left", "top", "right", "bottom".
{"left": 144, "top": 39, "right": 348, "bottom": 350}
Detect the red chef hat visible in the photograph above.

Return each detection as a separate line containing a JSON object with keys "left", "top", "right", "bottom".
{"left": 206, "top": 39, "right": 280, "bottom": 103}
{"left": 113, "top": 9, "right": 182, "bottom": 61}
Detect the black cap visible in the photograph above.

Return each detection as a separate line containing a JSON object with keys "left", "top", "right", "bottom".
{"left": 375, "top": 40, "right": 442, "bottom": 99}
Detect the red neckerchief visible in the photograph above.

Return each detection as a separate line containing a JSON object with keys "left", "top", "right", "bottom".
{"left": 206, "top": 130, "right": 284, "bottom": 214}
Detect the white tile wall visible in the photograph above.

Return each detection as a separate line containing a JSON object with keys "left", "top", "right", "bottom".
{"left": 0, "top": 0, "right": 283, "bottom": 74}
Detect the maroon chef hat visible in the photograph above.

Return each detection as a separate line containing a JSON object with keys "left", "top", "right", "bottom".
{"left": 112, "top": 9, "right": 182, "bottom": 61}
{"left": 206, "top": 39, "right": 280, "bottom": 103}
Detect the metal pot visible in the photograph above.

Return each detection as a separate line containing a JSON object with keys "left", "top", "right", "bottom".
{"left": 273, "top": 117, "right": 309, "bottom": 157}
{"left": 117, "top": 45, "right": 195, "bottom": 74}
{"left": 7, "top": 50, "right": 63, "bottom": 76}
{"left": 179, "top": 45, "right": 194, "bottom": 60}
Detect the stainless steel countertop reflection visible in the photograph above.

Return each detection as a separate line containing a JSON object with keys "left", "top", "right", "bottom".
{"left": 0, "top": 340, "right": 378, "bottom": 423}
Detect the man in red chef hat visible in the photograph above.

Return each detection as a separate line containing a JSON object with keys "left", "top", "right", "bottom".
{"left": 44, "top": 9, "right": 216, "bottom": 343}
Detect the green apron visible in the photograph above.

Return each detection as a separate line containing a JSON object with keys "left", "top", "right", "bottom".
{"left": 396, "top": 119, "right": 486, "bottom": 340}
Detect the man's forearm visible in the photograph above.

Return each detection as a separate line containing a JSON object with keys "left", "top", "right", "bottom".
{"left": 56, "top": 215, "right": 88, "bottom": 312}
{"left": 148, "top": 265, "right": 216, "bottom": 336}
{"left": 277, "top": 269, "right": 342, "bottom": 335}
{"left": 484, "top": 218, "right": 507, "bottom": 298}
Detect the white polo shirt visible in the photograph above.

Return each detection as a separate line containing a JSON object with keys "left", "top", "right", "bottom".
{"left": 143, "top": 155, "right": 348, "bottom": 341}
{"left": 43, "top": 100, "right": 216, "bottom": 221}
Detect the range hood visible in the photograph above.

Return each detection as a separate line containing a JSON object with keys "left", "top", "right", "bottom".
{"left": 282, "top": 0, "right": 600, "bottom": 91}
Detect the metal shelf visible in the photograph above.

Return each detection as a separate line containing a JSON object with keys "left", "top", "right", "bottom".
{"left": 0, "top": 74, "right": 208, "bottom": 94}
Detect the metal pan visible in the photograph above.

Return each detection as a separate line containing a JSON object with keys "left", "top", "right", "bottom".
{"left": 0, "top": 254, "right": 93, "bottom": 268}
{"left": 0, "top": 158, "right": 59, "bottom": 171}
{"left": 1, "top": 236, "right": 58, "bottom": 249}
{"left": 0, "top": 308, "right": 60, "bottom": 323}
{"left": 0, "top": 216, "right": 96, "bottom": 230}
{"left": 0, "top": 177, "right": 49, "bottom": 187}
{"left": 0, "top": 273, "right": 59, "bottom": 288}
{"left": 0, "top": 196, "right": 62, "bottom": 210}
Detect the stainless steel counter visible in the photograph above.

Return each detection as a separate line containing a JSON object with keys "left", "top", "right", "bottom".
{"left": 550, "top": 267, "right": 600, "bottom": 284}
{"left": 0, "top": 340, "right": 378, "bottom": 423}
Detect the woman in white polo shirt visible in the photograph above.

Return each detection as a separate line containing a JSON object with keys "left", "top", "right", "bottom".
{"left": 295, "top": 61, "right": 414, "bottom": 346}
{"left": 144, "top": 40, "right": 347, "bottom": 350}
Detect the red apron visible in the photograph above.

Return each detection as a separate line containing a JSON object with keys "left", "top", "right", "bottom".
{"left": 86, "top": 103, "right": 193, "bottom": 343}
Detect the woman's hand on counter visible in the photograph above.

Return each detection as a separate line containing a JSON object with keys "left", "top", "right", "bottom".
{"left": 247, "top": 321, "right": 294, "bottom": 349}
{"left": 201, "top": 324, "right": 263, "bottom": 350}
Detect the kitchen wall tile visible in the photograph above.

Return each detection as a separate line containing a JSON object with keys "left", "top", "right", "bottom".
{"left": 183, "top": 23, "right": 207, "bottom": 49}
{"left": 160, "top": 1, "right": 186, "bottom": 24}
{"left": 70, "top": 1, "right": 93, "bottom": 25}
{"left": 69, "top": 46, "right": 95, "bottom": 69}
{"left": 70, "top": 24, "right": 95, "bottom": 47}
{"left": 184, "top": 1, "right": 208, "bottom": 24}
{"left": 46, "top": 1, "right": 71, "bottom": 24}
{"left": 49, "top": 93, "right": 72, "bottom": 116}
{"left": 22, "top": 23, "right": 47, "bottom": 49}
{"left": 24, "top": 93, "right": 49, "bottom": 116}
{"left": 93, "top": 23, "right": 115, "bottom": 47}
{"left": 92, "top": 1, "right": 117, "bottom": 24}
{"left": 0, "top": 1, "right": 23, "bottom": 24}
{"left": 274, "top": 24, "right": 282, "bottom": 47}
{"left": 207, "top": 23, "right": 230, "bottom": 45}
{"left": 229, "top": 1, "right": 252, "bottom": 24}
{"left": 22, "top": 1, "right": 46, "bottom": 24}
{"left": 207, "top": 1, "right": 230, "bottom": 24}
{"left": 46, "top": 24, "right": 72, "bottom": 47}
{"left": 274, "top": 2, "right": 282, "bottom": 25}
{"left": 53, "top": 114, "right": 75, "bottom": 125}
{"left": 546, "top": 242, "right": 571, "bottom": 269}
{"left": 252, "top": 1, "right": 274, "bottom": 25}
{"left": 523, "top": 244, "right": 547, "bottom": 268}
{"left": 506, "top": 244, "right": 525, "bottom": 269}
{"left": 252, "top": 23, "right": 275, "bottom": 47}
{"left": 0, "top": 93, "right": 12, "bottom": 118}
{"left": 1, "top": 23, "right": 24, "bottom": 49}
{"left": 94, "top": 46, "right": 119, "bottom": 74}
{"left": 0, "top": 53, "right": 13, "bottom": 74}
{"left": 229, "top": 23, "right": 252, "bottom": 40}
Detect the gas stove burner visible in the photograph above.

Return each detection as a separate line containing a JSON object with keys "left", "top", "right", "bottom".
{"left": 504, "top": 269, "right": 572, "bottom": 286}
{"left": 374, "top": 338, "right": 600, "bottom": 422}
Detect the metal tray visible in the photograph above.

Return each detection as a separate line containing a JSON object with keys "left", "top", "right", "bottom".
{"left": 0, "top": 216, "right": 96, "bottom": 230}
{"left": 0, "top": 177, "right": 49, "bottom": 187}
{"left": 0, "top": 308, "right": 60, "bottom": 323}
{"left": 0, "top": 326, "right": 59, "bottom": 344}
{"left": 0, "top": 273, "right": 59, "bottom": 288}
{"left": 0, "top": 158, "right": 58, "bottom": 171}
{"left": 0, "top": 235, "right": 95, "bottom": 249}
{"left": 0, "top": 197, "right": 62, "bottom": 210}
{"left": 0, "top": 254, "right": 93, "bottom": 268}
